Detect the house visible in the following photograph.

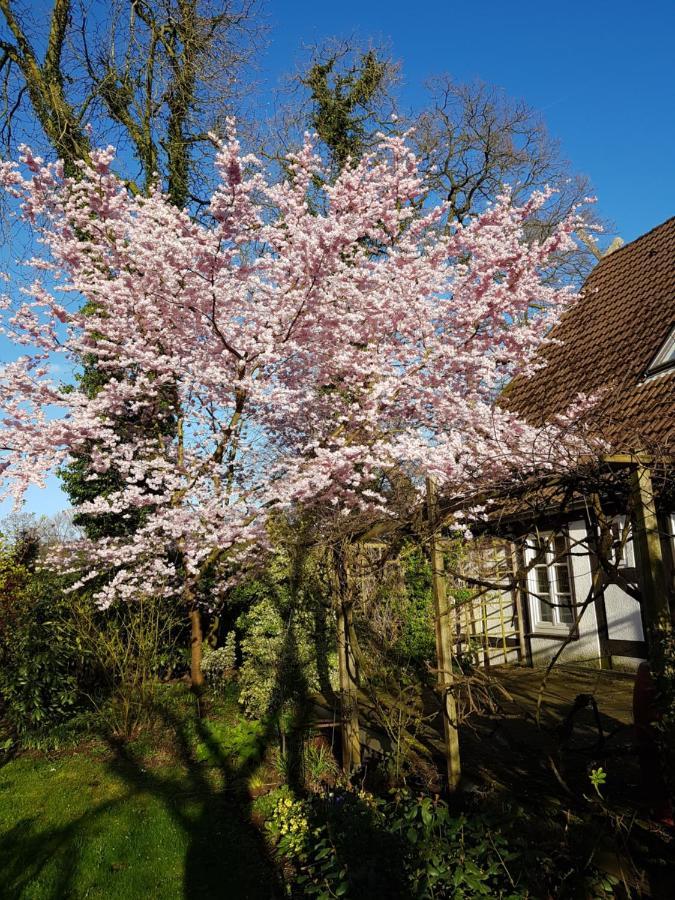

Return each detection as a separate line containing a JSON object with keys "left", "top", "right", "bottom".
{"left": 458, "top": 216, "right": 675, "bottom": 671}
{"left": 335, "top": 219, "right": 675, "bottom": 783}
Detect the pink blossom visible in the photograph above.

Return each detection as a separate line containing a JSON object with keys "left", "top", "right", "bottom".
{"left": 0, "top": 128, "right": 594, "bottom": 605}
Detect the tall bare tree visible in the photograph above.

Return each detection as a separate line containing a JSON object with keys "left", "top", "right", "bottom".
{"left": 411, "top": 75, "right": 607, "bottom": 281}
{"left": 269, "top": 47, "right": 608, "bottom": 283}
{"left": 0, "top": 0, "right": 264, "bottom": 206}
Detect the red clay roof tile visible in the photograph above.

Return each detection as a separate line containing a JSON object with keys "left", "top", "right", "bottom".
{"left": 504, "top": 216, "right": 675, "bottom": 455}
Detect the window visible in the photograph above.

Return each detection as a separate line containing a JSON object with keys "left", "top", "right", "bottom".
{"left": 610, "top": 516, "right": 634, "bottom": 568}
{"left": 525, "top": 532, "right": 575, "bottom": 630}
{"left": 645, "top": 324, "right": 675, "bottom": 377}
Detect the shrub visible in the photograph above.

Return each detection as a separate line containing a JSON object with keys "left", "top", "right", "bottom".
{"left": 0, "top": 530, "right": 183, "bottom": 745}
{"left": 398, "top": 546, "right": 436, "bottom": 665}
{"left": 202, "top": 633, "right": 237, "bottom": 687}
{"left": 74, "top": 592, "right": 183, "bottom": 739}
{"left": 237, "top": 593, "right": 335, "bottom": 720}
{"left": 0, "top": 543, "right": 87, "bottom": 743}
{"left": 268, "top": 787, "right": 625, "bottom": 899}
{"left": 387, "top": 794, "right": 520, "bottom": 898}
{"left": 267, "top": 788, "right": 525, "bottom": 899}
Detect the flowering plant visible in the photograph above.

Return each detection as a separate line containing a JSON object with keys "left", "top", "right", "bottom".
{"left": 0, "top": 127, "right": 592, "bottom": 622}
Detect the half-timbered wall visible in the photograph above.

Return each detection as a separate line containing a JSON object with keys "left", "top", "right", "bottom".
{"left": 526, "top": 519, "right": 605, "bottom": 666}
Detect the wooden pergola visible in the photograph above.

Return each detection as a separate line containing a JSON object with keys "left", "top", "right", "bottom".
{"left": 333, "top": 453, "right": 673, "bottom": 793}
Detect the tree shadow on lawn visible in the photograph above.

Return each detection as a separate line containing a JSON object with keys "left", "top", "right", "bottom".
{"left": 1, "top": 610, "right": 323, "bottom": 900}
{"left": 103, "top": 698, "right": 286, "bottom": 900}
{"left": 0, "top": 800, "right": 128, "bottom": 899}
{"left": 0, "top": 697, "right": 285, "bottom": 900}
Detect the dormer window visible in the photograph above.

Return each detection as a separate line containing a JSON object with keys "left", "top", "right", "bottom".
{"left": 645, "top": 324, "right": 675, "bottom": 377}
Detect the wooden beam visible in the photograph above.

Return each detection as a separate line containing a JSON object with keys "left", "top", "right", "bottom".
{"left": 629, "top": 463, "right": 672, "bottom": 671}
{"left": 603, "top": 452, "right": 653, "bottom": 466}
{"left": 511, "top": 543, "right": 533, "bottom": 666}
{"left": 607, "top": 638, "right": 648, "bottom": 659}
{"left": 585, "top": 509, "right": 612, "bottom": 670}
{"left": 592, "top": 585, "right": 612, "bottom": 670}
{"left": 336, "top": 599, "right": 361, "bottom": 771}
{"left": 426, "top": 477, "right": 461, "bottom": 790}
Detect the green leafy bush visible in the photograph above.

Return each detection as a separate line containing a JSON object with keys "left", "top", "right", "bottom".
{"left": 0, "top": 545, "right": 87, "bottom": 742}
{"left": 71, "top": 590, "right": 184, "bottom": 739}
{"left": 268, "top": 788, "right": 526, "bottom": 899}
{"left": 397, "top": 546, "right": 436, "bottom": 665}
{"left": 202, "top": 633, "right": 237, "bottom": 687}
{"left": 388, "top": 794, "right": 520, "bottom": 898}
{"left": 0, "top": 532, "right": 183, "bottom": 744}
{"left": 235, "top": 550, "right": 336, "bottom": 719}
{"left": 267, "top": 789, "right": 406, "bottom": 898}
{"left": 239, "top": 596, "right": 328, "bottom": 718}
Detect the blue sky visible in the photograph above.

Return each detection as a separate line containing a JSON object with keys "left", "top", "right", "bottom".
{"left": 1, "top": 0, "right": 674, "bottom": 520}
{"left": 258, "top": 0, "right": 675, "bottom": 242}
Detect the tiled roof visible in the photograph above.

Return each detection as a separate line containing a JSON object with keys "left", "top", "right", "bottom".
{"left": 503, "top": 216, "right": 675, "bottom": 455}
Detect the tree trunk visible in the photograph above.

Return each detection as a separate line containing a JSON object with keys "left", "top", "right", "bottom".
{"left": 333, "top": 544, "right": 361, "bottom": 771}
{"left": 190, "top": 607, "right": 204, "bottom": 691}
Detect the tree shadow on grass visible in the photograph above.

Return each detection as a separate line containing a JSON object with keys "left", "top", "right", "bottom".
{"left": 1, "top": 605, "right": 320, "bottom": 900}
{"left": 0, "top": 694, "right": 286, "bottom": 899}
{"left": 0, "top": 798, "right": 130, "bottom": 899}
{"left": 103, "top": 697, "right": 285, "bottom": 900}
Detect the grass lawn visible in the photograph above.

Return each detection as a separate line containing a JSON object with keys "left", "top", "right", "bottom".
{"left": 5, "top": 674, "right": 673, "bottom": 899}
{"left": 0, "top": 685, "right": 284, "bottom": 899}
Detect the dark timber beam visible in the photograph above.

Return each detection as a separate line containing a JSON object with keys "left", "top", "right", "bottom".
{"left": 629, "top": 462, "right": 672, "bottom": 671}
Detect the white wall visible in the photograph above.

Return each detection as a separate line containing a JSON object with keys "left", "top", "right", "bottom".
{"left": 528, "top": 519, "right": 603, "bottom": 666}
{"left": 602, "top": 515, "right": 645, "bottom": 669}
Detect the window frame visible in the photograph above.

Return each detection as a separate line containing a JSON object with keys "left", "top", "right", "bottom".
{"left": 644, "top": 323, "right": 675, "bottom": 379}
{"left": 524, "top": 530, "right": 576, "bottom": 634}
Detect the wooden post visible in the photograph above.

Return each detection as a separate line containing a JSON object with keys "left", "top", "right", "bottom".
{"left": 512, "top": 543, "right": 533, "bottom": 667}
{"left": 333, "top": 545, "right": 362, "bottom": 772}
{"left": 481, "top": 594, "right": 490, "bottom": 669}
{"left": 426, "top": 477, "right": 461, "bottom": 790}
{"left": 629, "top": 463, "right": 672, "bottom": 669}
{"left": 628, "top": 461, "right": 674, "bottom": 823}
{"left": 588, "top": 540, "right": 612, "bottom": 670}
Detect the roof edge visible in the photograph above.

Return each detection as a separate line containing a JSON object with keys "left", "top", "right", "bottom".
{"left": 590, "top": 214, "right": 675, "bottom": 270}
